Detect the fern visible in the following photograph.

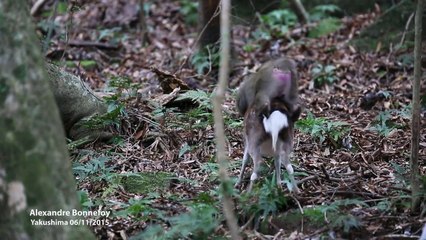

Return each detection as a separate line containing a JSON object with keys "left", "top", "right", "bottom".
{"left": 175, "top": 89, "right": 212, "bottom": 110}
{"left": 296, "top": 112, "right": 350, "bottom": 144}
{"left": 331, "top": 214, "right": 361, "bottom": 233}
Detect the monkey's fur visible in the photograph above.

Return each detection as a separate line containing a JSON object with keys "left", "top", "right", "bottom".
{"left": 237, "top": 57, "right": 301, "bottom": 120}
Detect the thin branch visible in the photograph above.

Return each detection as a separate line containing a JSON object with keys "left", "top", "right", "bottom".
{"left": 42, "top": 0, "right": 59, "bottom": 54}
{"left": 67, "top": 40, "right": 119, "bottom": 49}
{"left": 212, "top": 0, "right": 241, "bottom": 239}
{"left": 398, "top": 12, "right": 415, "bottom": 47}
{"left": 31, "top": 0, "right": 48, "bottom": 16}
{"left": 411, "top": 0, "right": 423, "bottom": 212}
{"left": 289, "top": 0, "right": 309, "bottom": 24}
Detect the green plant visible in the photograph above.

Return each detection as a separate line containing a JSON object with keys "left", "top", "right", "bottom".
{"left": 41, "top": 1, "right": 68, "bottom": 17}
{"left": 390, "top": 162, "right": 410, "bottom": 186}
{"left": 72, "top": 155, "right": 116, "bottom": 182}
{"left": 369, "top": 110, "right": 398, "bottom": 137}
{"left": 37, "top": 19, "right": 61, "bottom": 35}
{"left": 77, "top": 190, "right": 94, "bottom": 210}
{"left": 309, "top": 4, "right": 342, "bottom": 21}
{"left": 259, "top": 9, "right": 297, "bottom": 37}
{"left": 240, "top": 177, "right": 289, "bottom": 219}
{"left": 85, "top": 96, "right": 125, "bottom": 129}
{"left": 201, "top": 162, "right": 220, "bottom": 181}
{"left": 243, "top": 43, "right": 259, "bottom": 53}
{"left": 135, "top": 203, "right": 220, "bottom": 239}
{"left": 149, "top": 100, "right": 180, "bottom": 120}
{"left": 175, "top": 89, "right": 212, "bottom": 110}
{"left": 331, "top": 214, "right": 362, "bottom": 233}
{"left": 174, "top": 89, "right": 214, "bottom": 128}
{"left": 191, "top": 45, "right": 220, "bottom": 74}
{"left": 309, "top": 18, "right": 342, "bottom": 38}
{"left": 225, "top": 117, "right": 243, "bottom": 129}
{"left": 180, "top": 0, "right": 198, "bottom": 25}
{"left": 115, "top": 197, "right": 165, "bottom": 221}
{"left": 395, "top": 104, "right": 411, "bottom": 119}
{"left": 178, "top": 142, "right": 192, "bottom": 158}
{"left": 251, "top": 28, "right": 272, "bottom": 41}
{"left": 296, "top": 112, "right": 350, "bottom": 145}
{"left": 86, "top": 76, "right": 140, "bottom": 129}
{"left": 98, "top": 27, "right": 127, "bottom": 45}
{"left": 82, "top": 60, "right": 98, "bottom": 69}
{"left": 303, "top": 199, "right": 366, "bottom": 232}
{"left": 108, "top": 75, "right": 140, "bottom": 96}
{"left": 311, "top": 64, "right": 337, "bottom": 87}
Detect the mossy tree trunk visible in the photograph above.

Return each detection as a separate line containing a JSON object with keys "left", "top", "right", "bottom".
{"left": 46, "top": 63, "right": 112, "bottom": 142}
{"left": 0, "top": 1, "right": 94, "bottom": 239}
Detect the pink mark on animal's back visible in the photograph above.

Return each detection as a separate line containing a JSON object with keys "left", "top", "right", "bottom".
{"left": 272, "top": 68, "right": 291, "bottom": 82}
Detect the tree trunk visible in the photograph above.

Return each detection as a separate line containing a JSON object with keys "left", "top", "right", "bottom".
{"left": 0, "top": 1, "right": 95, "bottom": 239}
{"left": 46, "top": 63, "right": 113, "bottom": 142}
{"left": 198, "top": 0, "right": 221, "bottom": 48}
{"left": 411, "top": 0, "right": 423, "bottom": 212}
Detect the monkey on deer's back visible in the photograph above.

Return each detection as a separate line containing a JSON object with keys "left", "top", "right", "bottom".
{"left": 235, "top": 57, "right": 301, "bottom": 192}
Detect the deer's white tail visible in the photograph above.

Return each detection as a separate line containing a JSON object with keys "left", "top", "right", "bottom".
{"left": 263, "top": 111, "right": 288, "bottom": 151}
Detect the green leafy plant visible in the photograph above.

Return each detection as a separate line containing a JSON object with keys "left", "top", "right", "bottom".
{"left": 136, "top": 203, "right": 220, "bottom": 239}
{"left": 77, "top": 190, "right": 94, "bottom": 210}
{"left": 395, "top": 104, "right": 412, "bottom": 119}
{"left": 296, "top": 112, "right": 350, "bottom": 145}
{"left": 84, "top": 95, "right": 125, "bottom": 129}
{"left": 41, "top": 1, "right": 68, "bottom": 16}
{"left": 176, "top": 89, "right": 212, "bottom": 110}
{"left": 191, "top": 45, "right": 220, "bottom": 74}
{"left": 240, "top": 177, "right": 289, "bottom": 219}
{"left": 180, "top": 0, "right": 198, "bottom": 25}
{"left": 309, "top": 4, "right": 342, "bottom": 21}
{"left": 174, "top": 89, "right": 214, "bottom": 129}
{"left": 309, "top": 18, "right": 342, "bottom": 38}
{"left": 251, "top": 28, "right": 272, "bottom": 41}
{"left": 259, "top": 9, "right": 297, "bottom": 37}
{"left": 72, "top": 156, "right": 114, "bottom": 179}
{"left": 115, "top": 197, "right": 165, "bottom": 221}
{"left": 243, "top": 43, "right": 259, "bottom": 53}
{"left": 369, "top": 110, "right": 399, "bottom": 137}
{"left": 178, "top": 142, "right": 192, "bottom": 158}
{"left": 149, "top": 100, "right": 180, "bottom": 120}
{"left": 331, "top": 214, "right": 362, "bottom": 233}
{"left": 79, "top": 60, "right": 97, "bottom": 70}
{"left": 304, "top": 199, "right": 366, "bottom": 233}
{"left": 97, "top": 27, "right": 127, "bottom": 45}
{"left": 37, "top": 19, "right": 61, "bottom": 35}
{"left": 311, "top": 63, "right": 337, "bottom": 87}
{"left": 390, "top": 162, "right": 410, "bottom": 186}
{"left": 225, "top": 117, "right": 243, "bottom": 129}
{"left": 86, "top": 76, "right": 140, "bottom": 129}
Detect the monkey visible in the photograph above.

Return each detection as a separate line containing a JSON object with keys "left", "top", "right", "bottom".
{"left": 236, "top": 57, "right": 301, "bottom": 121}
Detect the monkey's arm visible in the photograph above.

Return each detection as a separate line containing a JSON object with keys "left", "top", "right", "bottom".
{"left": 237, "top": 76, "right": 257, "bottom": 115}
{"left": 237, "top": 90, "right": 248, "bottom": 115}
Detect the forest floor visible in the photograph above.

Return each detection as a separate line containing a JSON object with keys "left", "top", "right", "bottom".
{"left": 34, "top": 0, "right": 426, "bottom": 239}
